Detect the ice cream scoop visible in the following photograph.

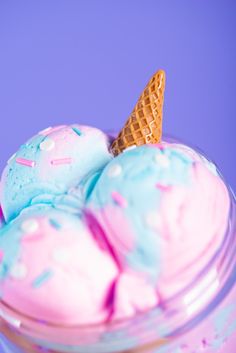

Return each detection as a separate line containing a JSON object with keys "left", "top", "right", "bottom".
{"left": 0, "top": 125, "right": 112, "bottom": 222}
{"left": 0, "top": 205, "right": 118, "bottom": 325}
{"left": 86, "top": 142, "right": 230, "bottom": 301}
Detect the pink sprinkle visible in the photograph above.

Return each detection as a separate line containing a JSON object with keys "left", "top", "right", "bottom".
{"left": 0, "top": 249, "right": 4, "bottom": 262}
{"left": 51, "top": 158, "right": 72, "bottom": 166}
{"left": 153, "top": 143, "right": 164, "bottom": 150}
{"left": 111, "top": 191, "right": 128, "bottom": 208}
{"left": 16, "top": 158, "right": 36, "bottom": 167}
{"left": 39, "top": 125, "right": 66, "bottom": 136}
{"left": 156, "top": 183, "right": 170, "bottom": 191}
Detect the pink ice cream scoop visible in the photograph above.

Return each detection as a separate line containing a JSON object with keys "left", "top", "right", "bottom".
{"left": 0, "top": 205, "right": 119, "bottom": 326}
{"left": 86, "top": 142, "right": 230, "bottom": 319}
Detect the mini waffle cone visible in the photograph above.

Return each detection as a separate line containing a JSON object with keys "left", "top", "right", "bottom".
{"left": 111, "top": 70, "right": 166, "bottom": 156}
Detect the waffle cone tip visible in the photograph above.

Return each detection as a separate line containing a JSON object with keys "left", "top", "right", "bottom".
{"left": 111, "top": 69, "right": 166, "bottom": 156}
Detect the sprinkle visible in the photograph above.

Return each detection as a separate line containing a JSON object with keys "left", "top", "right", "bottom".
{"left": 0, "top": 249, "right": 4, "bottom": 262}
{"left": 32, "top": 270, "right": 54, "bottom": 288}
{"left": 21, "top": 219, "right": 39, "bottom": 234}
{"left": 72, "top": 127, "right": 82, "bottom": 136}
{"left": 107, "top": 164, "right": 122, "bottom": 178}
{"left": 49, "top": 218, "right": 61, "bottom": 229}
{"left": 155, "top": 183, "right": 170, "bottom": 191}
{"left": 153, "top": 143, "right": 164, "bottom": 151}
{"left": 154, "top": 154, "right": 170, "bottom": 168}
{"left": 10, "top": 262, "right": 28, "bottom": 280}
{"left": 51, "top": 158, "right": 72, "bottom": 166}
{"left": 123, "top": 145, "right": 137, "bottom": 153}
{"left": 16, "top": 158, "right": 36, "bottom": 168}
{"left": 52, "top": 248, "right": 70, "bottom": 263}
{"left": 39, "top": 138, "right": 55, "bottom": 151}
{"left": 145, "top": 211, "right": 161, "bottom": 230}
{"left": 111, "top": 191, "right": 128, "bottom": 208}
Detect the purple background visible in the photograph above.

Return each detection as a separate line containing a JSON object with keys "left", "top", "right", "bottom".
{"left": 0, "top": 1, "right": 235, "bottom": 191}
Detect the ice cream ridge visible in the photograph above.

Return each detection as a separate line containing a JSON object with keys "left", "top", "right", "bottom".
{"left": 0, "top": 70, "right": 232, "bottom": 353}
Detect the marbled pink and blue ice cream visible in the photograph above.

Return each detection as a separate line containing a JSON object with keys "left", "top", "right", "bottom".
{"left": 0, "top": 126, "right": 231, "bottom": 328}
{"left": 0, "top": 206, "right": 118, "bottom": 325}
{"left": 86, "top": 143, "right": 230, "bottom": 315}
{"left": 0, "top": 125, "right": 112, "bottom": 222}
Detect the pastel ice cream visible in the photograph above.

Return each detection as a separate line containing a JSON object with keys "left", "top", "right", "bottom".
{"left": 0, "top": 124, "right": 112, "bottom": 222}
{"left": 0, "top": 69, "right": 234, "bottom": 353}
{"left": 0, "top": 205, "right": 118, "bottom": 325}
{"left": 0, "top": 140, "right": 232, "bottom": 353}
{"left": 0, "top": 141, "right": 230, "bottom": 328}
{"left": 86, "top": 143, "right": 230, "bottom": 309}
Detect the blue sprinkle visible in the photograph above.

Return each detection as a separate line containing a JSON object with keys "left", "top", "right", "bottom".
{"left": 49, "top": 218, "right": 61, "bottom": 230}
{"left": 32, "top": 270, "right": 54, "bottom": 288}
{"left": 72, "top": 127, "right": 82, "bottom": 136}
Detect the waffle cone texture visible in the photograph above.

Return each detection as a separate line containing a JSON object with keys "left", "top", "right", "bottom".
{"left": 111, "top": 70, "right": 166, "bottom": 156}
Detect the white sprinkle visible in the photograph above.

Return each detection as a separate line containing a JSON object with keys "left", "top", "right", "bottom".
{"left": 154, "top": 154, "right": 170, "bottom": 168}
{"left": 10, "top": 262, "right": 28, "bottom": 280}
{"left": 7, "top": 153, "right": 16, "bottom": 164}
{"left": 123, "top": 145, "right": 137, "bottom": 153}
{"left": 21, "top": 219, "right": 39, "bottom": 234}
{"left": 52, "top": 248, "right": 70, "bottom": 263}
{"left": 40, "top": 138, "right": 55, "bottom": 151}
{"left": 107, "top": 164, "right": 122, "bottom": 177}
{"left": 145, "top": 211, "right": 161, "bottom": 230}
{"left": 0, "top": 309, "right": 21, "bottom": 328}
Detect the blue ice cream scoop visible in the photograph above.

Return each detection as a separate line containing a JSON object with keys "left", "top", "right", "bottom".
{"left": 0, "top": 125, "right": 112, "bottom": 222}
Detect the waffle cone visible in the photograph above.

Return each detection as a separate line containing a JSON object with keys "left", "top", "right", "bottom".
{"left": 111, "top": 70, "right": 166, "bottom": 156}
